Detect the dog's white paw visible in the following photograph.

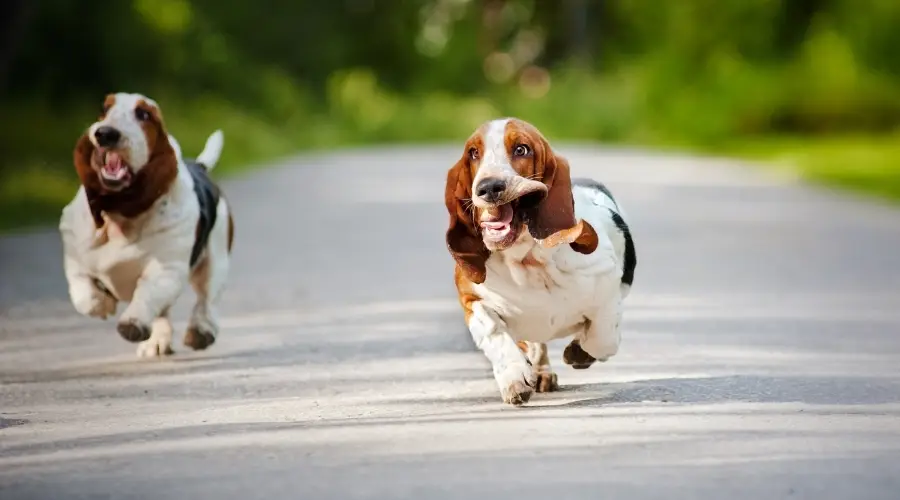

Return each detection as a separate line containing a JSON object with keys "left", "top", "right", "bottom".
{"left": 73, "top": 292, "right": 116, "bottom": 320}
{"left": 495, "top": 362, "right": 537, "bottom": 406}
{"left": 136, "top": 336, "right": 174, "bottom": 358}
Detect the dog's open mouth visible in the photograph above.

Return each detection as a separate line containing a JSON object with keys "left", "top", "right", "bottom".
{"left": 95, "top": 149, "right": 132, "bottom": 188}
{"left": 477, "top": 183, "right": 546, "bottom": 248}
{"left": 480, "top": 203, "right": 515, "bottom": 242}
{"left": 478, "top": 191, "right": 544, "bottom": 247}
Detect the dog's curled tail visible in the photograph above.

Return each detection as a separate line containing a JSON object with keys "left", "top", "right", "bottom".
{"left": 196, "top": 130, "right": 224, "bottom": 170}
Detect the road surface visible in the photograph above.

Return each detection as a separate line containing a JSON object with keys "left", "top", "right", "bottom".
{"left": 2, "top": 145, "right": 900, "bottom": 500}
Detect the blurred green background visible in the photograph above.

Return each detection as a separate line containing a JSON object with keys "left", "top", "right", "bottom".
{"left": 2, "top": 0, "right": 900, "bottom": 231}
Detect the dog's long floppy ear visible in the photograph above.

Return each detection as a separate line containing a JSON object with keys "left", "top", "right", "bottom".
{"left": 520, "top": 149, "right": 598, "bottom": 255}
{"left": 445, "top": 156, "right": 490, "bottom": 284}
{"left": 73, "top": 133, "right": 105, "bottom": 229}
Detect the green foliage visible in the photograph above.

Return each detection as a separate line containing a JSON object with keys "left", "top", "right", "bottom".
{"left": 2, "top": 0, "right": 900, "bottom": 231}
{"left": 713, "top": 134, "right": 900, "bottom": 202}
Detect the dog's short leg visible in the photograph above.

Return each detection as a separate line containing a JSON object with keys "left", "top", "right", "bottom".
{"left": 136, "top": 311, "right": 175, "bottom": 358}
{"left": 184, "top": 204, "right": 231, "bottom": 351}
{"left": 117, "top": 260, "right": 189, "bottom": 343}
{"left": 518, "top": 341, "right": 558, "bottom": 393}
{"left": 468, "top": 303, "right": 536, "bottom": 405}
{"left": 579, "top": 294, "right": 623, "bottom": 362}
{"left": 64, "top": 255, "right": 116, "bottom": 319}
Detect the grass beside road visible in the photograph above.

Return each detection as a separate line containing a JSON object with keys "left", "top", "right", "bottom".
{"left": 6, "top": 133, "right": 898, "bottom": 234}
{"left": 715, "top": 134, "right": 900, "bottom": 201}
{"left": 3, "top": 80, "right": 899, "bottom": 233}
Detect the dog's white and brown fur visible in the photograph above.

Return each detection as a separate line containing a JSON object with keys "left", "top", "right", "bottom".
{"left": 445, "top": 118, "right": 636, "bottom": 405}
{"left": 59, "top": 92, "right": 234, "bottom": 358}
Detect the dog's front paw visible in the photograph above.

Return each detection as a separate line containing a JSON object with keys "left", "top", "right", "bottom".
{"left": 72, "top": 292, "right": 116, "bottom": 320}
{"left": 117, "top": 319, "right": 151, "bottom": 343}
{"left": 501, "top": 380, "right": 534, "bottom": 406}
{"left": 136, "top": 336, "right": 175, "bottom": 358}
{"left": 496, "top": 363, "right": 536, "bottom": 406}
{"left": 72, "top": 294, "right": 101, "bottom": 318}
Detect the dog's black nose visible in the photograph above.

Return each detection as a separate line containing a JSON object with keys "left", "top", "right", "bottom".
{"left": 94, "top": 126, "right": 121, "bottom": 147}
{"left": 475, "top": 178, "right": 507, "bottom": 203}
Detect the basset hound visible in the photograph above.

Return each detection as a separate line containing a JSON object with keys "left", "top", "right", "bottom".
{"left": 445, "top": 118, "right": 637, "bottom": 405}
{"left": 59, "top": 92, "right": 234, "bottom": 358}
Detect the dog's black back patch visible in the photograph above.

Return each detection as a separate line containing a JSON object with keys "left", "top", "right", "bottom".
{"left": 185, "top": 159, "right": 220, "bottom": 268}
{"left": 572, "top": 177, "right": 636, "bottom": 287}
{"left": 609, "top": 210, "right": 636, "bottom": 286}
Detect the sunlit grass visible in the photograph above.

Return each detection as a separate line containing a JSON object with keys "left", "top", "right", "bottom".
{"left": 716, "top": 135, "right": 900, "bottom": 202}
{"left": 0, "top": 167, "right": 80, "bottom": 231}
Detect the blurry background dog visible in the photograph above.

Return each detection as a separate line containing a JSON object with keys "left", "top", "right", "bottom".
{"left": 59, "top": 92, "right": 234, "bottom": 358}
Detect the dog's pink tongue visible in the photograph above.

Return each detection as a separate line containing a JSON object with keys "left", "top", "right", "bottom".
{"left": 480, "top": 204, "right": 514, "bottom": 229}
{"left": 105, "top": 152, "right": 123, "bottom": 172}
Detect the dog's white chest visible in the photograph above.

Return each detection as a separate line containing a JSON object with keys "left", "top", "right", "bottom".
{"left": 73, "top": 223, "right": 150, "bottom": 301}
{"left": 475, "top": 242, "right": 619, "bottom": 343}
{"left": 59, "top": 186, "right": 195, "bottom": 303}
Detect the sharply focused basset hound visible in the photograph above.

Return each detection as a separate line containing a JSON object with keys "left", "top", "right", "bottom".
{"left": 445, "top": 118, "right": 637, "bottom": 405}
{"left": 59, "top": 92, "right": 234, "bottom": 358}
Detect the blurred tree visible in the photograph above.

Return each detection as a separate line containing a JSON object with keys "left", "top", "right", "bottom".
{"left": 566, "top": 0, "right": 589, "bottom": 62}
{"left": 3, "top": 0, "right": 900, "bottom": 137}
{"left": 0, "top": 0, "right": 35, "bottom": 90}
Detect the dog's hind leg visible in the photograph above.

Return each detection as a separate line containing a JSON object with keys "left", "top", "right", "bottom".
{"left": 184, "top": 200, "right": 232, "bottom": 351}
{"left": 578, "top": 292, "right": 623, "bottom": 363}
{"left": 517, "top": 341, "right": 558, "bottom": 393}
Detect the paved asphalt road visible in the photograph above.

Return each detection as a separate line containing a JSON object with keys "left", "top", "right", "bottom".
{"left": 2, "top": 145, "right": 900, "bottom": 500}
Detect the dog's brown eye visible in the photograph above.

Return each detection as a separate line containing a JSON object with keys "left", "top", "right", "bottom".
{"left": 469, "top": 147, "right": 479, "bottom": 161}
{"left": 135, "top": 108, "right": 151, "bottom": 122}
{"left": 513, "top": 144, "right": 530, "bottom": 157}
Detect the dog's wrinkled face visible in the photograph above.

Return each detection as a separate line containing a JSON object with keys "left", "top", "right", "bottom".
{"left": 466, "top": 119, "right": 552, "bottom": 251}
{"left": 73, "top": 92, "right": 179, "bottom": 228}
{"left": 444, "top": 118, "right": 598, "bottom": 284}
{"left": 83, "top": 93, "right": 166, "bottom": 191}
